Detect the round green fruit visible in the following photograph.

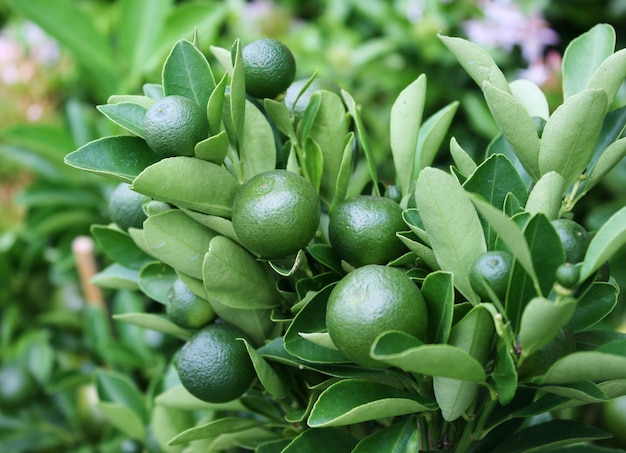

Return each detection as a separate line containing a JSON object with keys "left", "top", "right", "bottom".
{"left": 551, "top": 219, "right": 590, "bottom": 264}
{"left": 469, "top": 251, "right": 513, "bottom": 301}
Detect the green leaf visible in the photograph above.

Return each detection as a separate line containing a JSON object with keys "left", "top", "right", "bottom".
{"left": 416, "top": 101, "right": 459, "bottom": 176}
{"left": 168, "top": 417, "right": 264, "bottom": 446}
{"left": 585, "top": 137, "right": 626, "bottom": 194}
{"left": 491, "top": 419, "right": 610, "bottom": 453}
{"left": 450, "top": 137, "right": 477, "bottom": 177}
{"left": 581, "top": 206, "right": 626, "bottom": 280}
{"left": 352, "top": 415, "right": 419, "bottom": 453}
{"left": 118, "top": 0, "right": 171, "bottom": 88}
{"left": 107, "top": 94, "right": 156, "bottom": 108}
{"left": 181, "top": 209, "right": 238, "bottom": 243}
{"left": 540, "top": 381, "right": 608, "bottom": 403}
{"left": 150, "top": 404, "right": 195, "bottom": 453}
{"left": 562, "top": 23, "right": 615, "bottom": 100}
{"left": 519, "top": 297, "right": 577, "bottom": 360}
{"left": 421, "top": 271, "right": 454, "bottom": 344}
{"left": 230, "top": 40, "right": 246, "bottom": 148}
{"left": 96, "top": 102, "right": 148, "bottom": 138}
{"left": 371, "top": 331, "right": 486, "bottom": 381}
{"left": 433, "top": 305, "right": 494, "bottom": 421}
{"left": 331, "top": 132, "right": 356, "bottom": 210}
{"left": 390, "top": 75, "right": 426, "bottom": 196}
{"left": 308, "top": 379, "right": 436, "bottom": 428}
{"left": 65, "top": 136, "right": 159, "bottom": 183}
{"left": 95, "top": 368, "right": 147, "bottom": 423}
{"left": 155, "top": 384, "right": 244, "bottom": 411}
{"left": 91, "top": 225, "right": 153, "bottom": 270}
{"left": 207, "top": 73, "right": 227, "bottom": 135}
{"left": 414, "top": 167, "right": 486, "bottom": 302}
{"left": 439, "top": 35, "right": 510, "bottom": 93}
{"left": 282, "top": 428, "right": 358, "bottom": 453}
{"left": 523, "top": 213, "right": 565, "bottom": 296}
{"left": 241, "top": 100, "right": 277, "bottom": 179}
{"left": 194, "top": 130, "right": 230, "bottom": 164}
{"left": 133, "top": 157, "right": 238, "bottom": 217}
{"left": 482, "top": 82, "right": 541, "bottom": 180}
{"left": 525, "top": 171, "right": 565, "bottom": 220}
{"left": 539, "top": 89, "right": 608, "bottom": 187}
{"left": 91, "top": 263, "right": 140, "bottom": 289}
{"left": 242, "top": 339, "right": 289, "bottom": 399}
{"left": 264, "top": 98, "right": 295, "bottom": 138}
{"left": 96, "top": 401, "right": 146, "bottom": 440}
{"left": 206, "top": 297, "right": 278, "bottom": 347}
{"left": 143, "top": 209, "right": 217, "bottom": 279}
{"left": 509, "top": 79, "right": 550, "bottom": 120}
{"left": 569, "top": 281, "right": 619, "bottom": 332}
{"left": 493, "top": 337, "right": 517, "bottom": 405}
{"left": 588, "top": 47, "right": 626, "bottom": 105}
{"left": 138, "top": 262, "right": 177, "bottom": 304}
{"left": 112, "top": 313, "right": 191, "bottom": 341}
{"left": 162, "top": 39, "right": 215, "bottom": 109}
{"left": 202, "top": 236, "right": 280, "bottom": 310}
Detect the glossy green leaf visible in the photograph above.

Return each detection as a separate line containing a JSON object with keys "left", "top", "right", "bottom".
{"left": 194, "top": 130, "right": 229, "bottom": 164}
{"left": 588, "top": 48, "right": 626, "bottom": 104}
{"left": 168, "top": 417, "right": 264, "bottom": 446}
{"left": 308, "top": 379, "right": 436, "bottom": 428}
{"left": 309, "top": 91, "right": 350, "bottom": 204}
{"left": 540, "top": 381, "right": 608, "bottom": 403}
{"left": 96, "top": 401, "right": 146, "bottom": 441}
{"left": 283, "top": 428, "right": 358, "bottom": 453}
{"left": 285, "top": 285, "right": 348, "bottom": 364}
{"left": 519, "top": 297, "right": 577, "bottom": 360}
{"left": 493, "top": 338, "right": 517, "bottom": 405}
{"left": 439, "top": 35, "right": 510, "bottom": 93}
{"left": 523, "top": 213, "right": 565, "bottom": 296}
{"left": 202, "top": 236, "right": 280, "bottom": 309}
{"left": 95, "top": 368, "right": 147, "bottom": 423}
{"left": 390, "top": 75, "right": 426, "bottom": 195}
{"left": 352, "top": 415, "right": 419, "bottom": 453}
{"left": 230, "top": 40, "right": 246, "bottom": 147}
{"left": 585, "top": 137, "right": 626, "bottom": 194}
{"left": 181, "top": 209, "right": 238, "bottom": 243}
{"left": 331, "top": 132, "right": 356, "bottom": 210}
{"left": 525, "top": 171, "right": 565, "bottom": 220}
{"left": 421, "top": 271, "right": 454, "bottom": 344}
{"left": 415, "top": 167, "right": 486, "bottom": 302}
{"left": 416, "top": 100, "right": 459, "bottom": 174}
{"left": 91, "top": 263, "right": 140, "bottom": 289}
{"left": 562, "top": 23, "right": 615, "bottom": 99}
{"left": 581, "top": 206, "right": 626, "bottom": 280}
{"left": 482, "top": 82, "right": 540, "bottom": 180}
{"left": 491, "top": 419, "right": 610, "bottom": 453}
{"left": 138, "top": 262, "right": 177, "bottom": 304}
{"left": 65, "top": 136, "right": 159, "bottom": 183}
{"left": 143, "top": 209, "right": 217, "bottom": 279}
{"left": 96, "top": 102, "right": 148, "bottom": 138}
{"left": 509, "top": 79, "right": 550, "bottom": 120}
{"left": 371, "top": 331, "right": 486, "bottom": 381}
{"left": 242, "top": 340, "right": 288, "bottom": 399}
{"left": 91, "top": 225, "right": 153, "bottom": 270}
{"left": 539, "top": 89, "right": 608, "bottom": 187}
{"left": 397, "top": 232, "right": 439, "bottom": 271}
{"left": 112, "top": 313, "right": 191, "bottom": 341}
{"left": 433, "top": 305, "right": 494, "bottom": 421}
{"left": 241, "top": 100, "right": 276, "bottom": 179}
{"left": 162, "top": 39, "right": 215, "bottom": 109}
{"left": 144, "top": 83, "right": 164, "bottom": 99}
{"left": 107, "top": 94, "right": 156, "bottom": 108}
{"left": 133, "top": 157, "right": 238, "bottom": 217}
{"left": 470, "top": 195, "right": 538, "bottom": 291}
{"left": 207, "top": 73, "right": 227, "bottom": 135}
{"left": 264, "top": 98, "right": 295, "bottom": 138}
{"left": 569, "top": 281, "right": 619, "bottom": 332}
{"left": 450, "top": 137, "right": 477, "bottom": 177}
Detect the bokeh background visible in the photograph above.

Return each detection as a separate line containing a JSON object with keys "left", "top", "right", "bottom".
{"left": 1, "top": 1, "right": 626, "bottom": 451}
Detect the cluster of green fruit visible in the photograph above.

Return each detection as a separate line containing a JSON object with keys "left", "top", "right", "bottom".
{"left": 67, "top": 27, "right": 626, "bottom": 450}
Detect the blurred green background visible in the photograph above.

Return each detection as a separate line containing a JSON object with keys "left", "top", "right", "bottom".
{"left": 1, "top": 0, "right": 626, "bottom": 451}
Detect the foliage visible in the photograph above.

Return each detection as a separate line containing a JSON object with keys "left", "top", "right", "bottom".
{"left": 61, "top": 23, "right": 626, "bottom": 452}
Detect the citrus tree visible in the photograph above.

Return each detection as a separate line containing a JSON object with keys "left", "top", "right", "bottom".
{"left": 65, "top": 24, "right": 626, "bottom": 452}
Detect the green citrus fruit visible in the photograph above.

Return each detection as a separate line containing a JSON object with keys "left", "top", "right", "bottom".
{"left": 326, "top": 265, "right": 428, "bottom": 368}
{"left": 469, "top": 250, "right": 513, "bottom": 301}
{"left": 284, "top": 77, "right": 342, "bottom": 120}
{"left": 551, "top": 219, "right": 590, "bottom": 264}
{"left": 0, "top": 361, "right": 38, "bottom": 410}
{"left": 177, "top": 322, "right": 255, "bottom": 403}
{"left": 108, "top": 182, "right": 149, "bottom": 231}
{"left": 517, "top": 327, "right": 575, "bottom": 379}
{"left": 555, "top": 262, "right": 580, "bottom": 289}
{"left": 328, "top": 195, "right": 408, "bottom": 268}
{"left": 242, "top": 38, "right": 296, "bottom": 99}
{"left": 602, "top": 395, "right": 626, "bottom": 445}
{"left": 232, "top": 170, "right": 320, "bottom": 259}
{"left": 167, "top": 278, "right": 216, "bottom": 329}
{"left": 143, "top": 95, "right": 208, "bottom": 158}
